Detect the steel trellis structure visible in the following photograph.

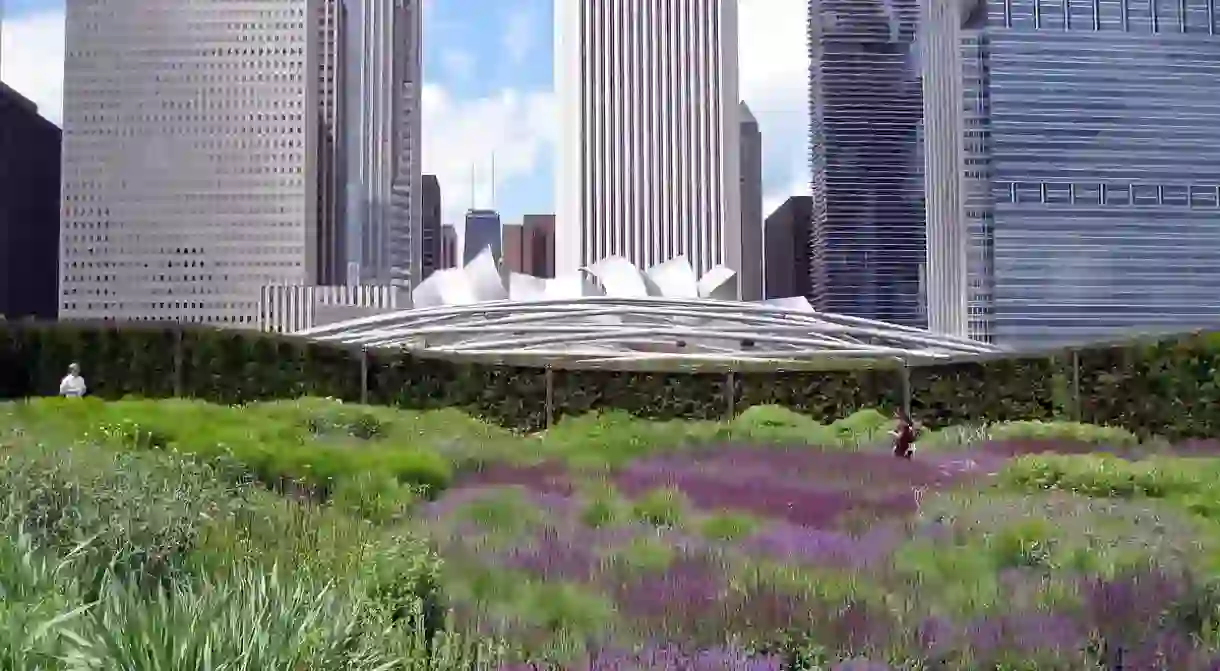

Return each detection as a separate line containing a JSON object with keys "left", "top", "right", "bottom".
{"left": 298, "top": 296, "right": 997, "bottom": 371}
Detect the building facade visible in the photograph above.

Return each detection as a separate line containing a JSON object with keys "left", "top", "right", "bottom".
{"left": 503, "top": 224, "right": 524, "bottom": 273}
{"left": 808, "top": 0, "right": 926, "bottom": 326}
{"left": 522, "top": 214, "right": 556, "bottom": 278}
{"left": 258, "top": 284, "right": 404, "bottom": 333}
{"left": 971, "top": 0, "right": 1220, "bottom": 348}
{"left": 59, "top": 0, "right": 324, "bottom": 326}
{"left": 739, "top": 102, "right": 764, "bottom": 301}
{"left": 316, "top": 0, "right": 347, "bottom": 286}
{"left": 764, "top": 196, "right": 813, "bottom": 300}
{"left": 555, "top": 0, "right": 742, "bottom": 285}
{"left": 463, "top": 209, "right": 502, "bottom": 265}
{"left": 440, "top": 224, "right": 459, "bottom": 270}
{"left": 503, "top": 214, "right": 556, "bottom": 277}
{"left": 421, "top": 174, "right": 441, "bottom": 279}
{"left": 350, "top": 0, "right": 422, "bottom": 289}
{"left": 0, "top": 83, "right": 60, "bottom": 320}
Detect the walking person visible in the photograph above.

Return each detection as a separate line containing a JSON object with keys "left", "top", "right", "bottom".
{"left": 891, "top": 407, "right": 918, "bottom": 459}
{"left": 59, "top": 362, "right": 87, "bottom": 398}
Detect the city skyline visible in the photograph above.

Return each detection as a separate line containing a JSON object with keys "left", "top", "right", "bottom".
{"left": 1, "top": 0, "right": 812, "bottom": 234}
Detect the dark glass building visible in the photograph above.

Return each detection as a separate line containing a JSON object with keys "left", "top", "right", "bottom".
{"left": 0, "top": 83, "right": 61, "bottom": 320}
{"left": 808, "top": 0, "right": 926, "bottom": 326}
{"left": 764, "top": 196, "right": 813, "bottom": 300}
{"left": 462, "top": 209, "right": 502, "bottom": 265}
{"left": 421, "top": 174, "right": 441, "bottom": 279}
{"left": 974, "top": 0, "right": 1220, "bottom": 348}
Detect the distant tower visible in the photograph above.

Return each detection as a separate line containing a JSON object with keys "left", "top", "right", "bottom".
{"left": 738, "top": 102, "right": 764, "bottom": 301}
{"left": 555, "top": 1, "right": 742, "bottom": 284}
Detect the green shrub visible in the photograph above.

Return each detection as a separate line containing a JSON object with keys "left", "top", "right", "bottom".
{"left": 630, "top": 487, "right": 688, "bottom": 528}
{"left": 8, "top": 322, "right": 1220, "bottom": 439}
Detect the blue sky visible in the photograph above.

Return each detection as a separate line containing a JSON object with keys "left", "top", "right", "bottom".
{"left": 2, "top": 0, "right": 809, "bottom": 227}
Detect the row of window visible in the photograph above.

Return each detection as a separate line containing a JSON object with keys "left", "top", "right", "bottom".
{"left": 994, "top": 181, "right": 1220, "bottom": 207}
{"left": 994, "top": 0, "right": 1220, "bottom": 32}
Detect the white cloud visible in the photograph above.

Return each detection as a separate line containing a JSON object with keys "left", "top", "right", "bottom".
{"left": 1, "top": 9, "right": 66, "bottom": 125}
{"left": 421, "top": 84, "right": 556, "bottom": 227}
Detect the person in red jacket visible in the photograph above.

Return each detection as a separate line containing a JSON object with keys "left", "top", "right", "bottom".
{"left": 891, "top": 407, "right": 918, "bottom": 459}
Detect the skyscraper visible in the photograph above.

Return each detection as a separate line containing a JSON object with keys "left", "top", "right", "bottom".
{"left": 503, "top": 215, "right": 556, "bottom": 277}
{"left": 959, "top": 0, "right": 1220, "bottom": 348}
{"left": 919, "top": 0, "right": 969, "bottom": 337}
{"left": 59, "top": 0, "right": 326, "bottom": 325}
{"left": 808, "top": 0, "right": 926, "bottom": 326}
{"left": 555, "top": 0, "right": 742, "bottom": 285}
{"left": 317, "top": 0, "right": 348, "bottom": 287}
{"left": 351, "top": 0, "right": 422, "bottom": 289}
{"left": 738, "top": 102, "right": 764, "bottom": 301}
{"left": 764, "top": 196, "right": 813, "bottom": 300}
{"left": 0, "top": 83, "right": 60, "bottom": 320}
{"left": 420, "top": 174, "right": 442, "bottom": 279}
{"left": 463, "top": 209, "right": 502, "bottom": 265}
{"left": 440, "top": 225, "right": 459, "bottom": 270}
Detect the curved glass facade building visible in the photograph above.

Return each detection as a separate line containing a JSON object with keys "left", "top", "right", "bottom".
{"left": 808, "top": 0, "right": 927, "bottom": 327}
{"left": 977, "top": 0, "right": 1220, "bottom": 347}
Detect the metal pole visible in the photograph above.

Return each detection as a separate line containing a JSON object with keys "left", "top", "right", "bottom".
{"left": 359, "top": 346, "right": 369, "bottom": 405}
{"left": 901, "top": 363, "right": 912, "bottom": 418}
{"left": 545, "top": 366, "right": 555, "bottom": 429}
{"left": 726, "top": 371, "right": 736, "bottom": 419}
{"left": 1071, "top": 349, "right": 1080, "bottom": 421}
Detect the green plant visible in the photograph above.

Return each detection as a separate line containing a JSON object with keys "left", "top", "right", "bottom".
{"left": 630, "top": 488, "right": 688, "bottom": 528}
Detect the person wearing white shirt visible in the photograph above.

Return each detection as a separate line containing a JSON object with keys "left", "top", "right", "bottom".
{"left": 59, "top": 363, "right": 87, "bottom": 398}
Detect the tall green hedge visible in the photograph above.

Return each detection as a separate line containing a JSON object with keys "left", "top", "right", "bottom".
{"left": 1, "top": 321, "right": 1217, "bottom": 438}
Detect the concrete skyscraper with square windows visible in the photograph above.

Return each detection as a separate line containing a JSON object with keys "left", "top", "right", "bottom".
{"left": 59, "top": 0, "right": 350, "bottom": 326}
{"left": 555, "top": 0, "right": 742, "bottom": 287}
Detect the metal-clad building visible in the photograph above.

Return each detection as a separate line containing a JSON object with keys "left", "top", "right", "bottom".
{"left": 980, "top": 0, "right": 1220, "bottom": 347}
{"left": 807, "top": 0, "right": 927, "bottom": 327}
{"left": 554, "top": 0, "right": 742, "bottom": 280}
{"left": 258, "top": 284, "right": 405, "bottom": 334}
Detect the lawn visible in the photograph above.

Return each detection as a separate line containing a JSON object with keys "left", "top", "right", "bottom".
{"left": 1, "top": 396, "right": 1219, "bottom": 669}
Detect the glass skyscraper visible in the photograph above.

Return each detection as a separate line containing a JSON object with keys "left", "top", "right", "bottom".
{"left": 808, "top": 0, "right": 927, "bottom": 327}
{"left": 972, "top": 0, "right": 1220, "bottom": 348}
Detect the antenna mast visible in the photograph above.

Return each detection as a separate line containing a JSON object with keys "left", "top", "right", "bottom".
{"left": 490, "top": 153, "right": 496, "bottom": 210}
{"left": 469, "top": 164, "right": 475, "bottom": 210}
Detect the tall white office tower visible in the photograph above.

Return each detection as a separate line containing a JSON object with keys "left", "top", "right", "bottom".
{"left": 919, "top": 0, "right": 969, "bottom": 337}
{"left": 555, "top": 0, "right": 742, "bottom": 289}
{"left": 59, "top": 0, "right": 330, "bottom": 326}
{"left": 349, "top": 0, "right": 422, "bottom": 289}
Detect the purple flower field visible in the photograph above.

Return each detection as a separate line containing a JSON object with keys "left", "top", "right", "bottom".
{"left": 418, "top": 440, "right": 1220, "bottom": 670}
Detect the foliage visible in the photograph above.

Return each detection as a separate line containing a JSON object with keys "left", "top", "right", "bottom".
{"left": 7, "top": 323, "right": 1220, "bottom": 438}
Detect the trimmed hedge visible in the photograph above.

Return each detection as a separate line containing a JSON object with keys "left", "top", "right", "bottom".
{"left": 1, "top": 321, "right": 1219, "bottom": 438}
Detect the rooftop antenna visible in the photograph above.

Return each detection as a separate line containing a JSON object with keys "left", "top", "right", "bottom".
{"left": 490, "top": 152, "right": 496, "bottom": 210}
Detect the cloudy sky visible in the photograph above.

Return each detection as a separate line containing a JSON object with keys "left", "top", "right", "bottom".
{"left": 1, "top": 0, "right": 809, "bottom": 226}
